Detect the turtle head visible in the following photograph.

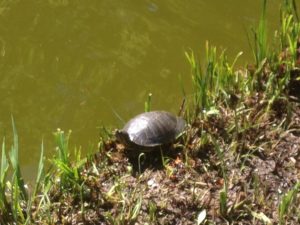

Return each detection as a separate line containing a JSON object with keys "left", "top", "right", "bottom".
{"left": 115, "top": 130, "right": 131, "bottom": 146}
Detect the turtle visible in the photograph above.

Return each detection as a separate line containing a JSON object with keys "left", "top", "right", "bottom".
{"left": 115, "top": 111, "right": 186, "bottom": 151}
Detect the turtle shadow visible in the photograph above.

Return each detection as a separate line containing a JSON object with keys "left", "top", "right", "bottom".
{"left": 288, "top": 69, "right": 300, "bottom": 100}
{"left": 126, "top": 145, "right": 182, "bottom": 175}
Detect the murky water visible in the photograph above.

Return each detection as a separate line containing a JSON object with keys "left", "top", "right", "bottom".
{"left": 0, "top": 0, "right": 282, "bottom": 179}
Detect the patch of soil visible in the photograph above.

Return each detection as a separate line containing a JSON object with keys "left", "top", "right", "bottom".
{"left": 36, "top": 99, "right": 300, "bottom": 224}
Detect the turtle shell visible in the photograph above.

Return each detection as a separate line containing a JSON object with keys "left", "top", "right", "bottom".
{"left": 119, "top": 111, "right": 185, "bottom": 147}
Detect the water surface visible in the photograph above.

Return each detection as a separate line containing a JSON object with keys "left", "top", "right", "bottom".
{"left": 0, "top": 0, "right": 281, "bottom": 179}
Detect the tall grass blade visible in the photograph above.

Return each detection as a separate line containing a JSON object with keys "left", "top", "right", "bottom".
{"left": 130, "top": 196, "right": 142, "bottom": 220}
{"left": 34, "top": 140, "right": 45, "bottom": 197}
{"left": 0, "top": 138, "right": 9, "bottom": 211}
{"left": 247, "top": 0, "right": 268, "bottom": 90}
{"left": 144, "top": 92, "right": 152, "bottom": 112}
{"left": 10, "top": 116, "right": 28, "bottom": 201}
{"left": 256, "top": 0, "right": 268, "bottom": 65}
{"left": 54, "top": 129, "right": 70, "bottom": 165}
{"left": 219, "top": 187, "right": 228, "bottom": 217}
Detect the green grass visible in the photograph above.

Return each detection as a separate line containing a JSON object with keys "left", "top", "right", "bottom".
{"left": 0, "top": 0, "right": 300, "bottom": 224}
{"left": 279, "top": 182, "right": 300, "bottom": 224}
{"left": 144, "top": 92, "right": 152, "bottom": 112}
{"left": 0, "top": 138, "right": 9, "bottom": 224}
{"left": 52, "top": 129, "right": 86, "bottom": 188}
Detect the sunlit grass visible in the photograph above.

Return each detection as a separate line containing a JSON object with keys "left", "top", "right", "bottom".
{"left": 0, "top": 138, "right": 9, "bottom": 224}
{"left": 0, "top": 0, "right": 300, "bottom": 224}
{"left": 52, "top": 129, "right": 86, "bottom": 188}
{"left": 185, "top": 42, "right": 244, "bottom": 121}
{"left": 279, "top": 182, "right": 300, "bottom": 224}
{"left": 144, "top": 92, "right": 152, "bottom": 112}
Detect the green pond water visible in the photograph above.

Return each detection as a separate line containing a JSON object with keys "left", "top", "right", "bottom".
{"left": 0, "top": 0, "right": 282, "bottom": 180}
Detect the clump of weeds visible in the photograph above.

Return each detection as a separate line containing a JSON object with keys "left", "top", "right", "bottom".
{"left": 1, "top": 0, "right": 300, "bottom": 224}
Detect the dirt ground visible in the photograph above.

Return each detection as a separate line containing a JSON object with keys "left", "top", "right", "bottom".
{"left": 43, "top": 76, "right": 300, "bottom": 224}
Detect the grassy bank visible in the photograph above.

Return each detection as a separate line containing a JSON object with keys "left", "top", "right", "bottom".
{"left": 1, "top": 0, "right": 300, "bottom": 224}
